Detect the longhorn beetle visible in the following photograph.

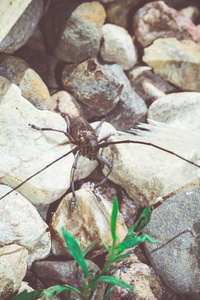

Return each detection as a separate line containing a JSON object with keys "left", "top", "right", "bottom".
{"left": 0, "top": 112, "right": 200, "bottom": 211}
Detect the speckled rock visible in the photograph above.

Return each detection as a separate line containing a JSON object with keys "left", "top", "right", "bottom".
{"left": 0, "top": 244, "right": 28, "bottom": 300}
{"left": 0, "top": 0, "right": 43, "bottom": 54}
{"left": 0, "top": 185, "right": 51, "bottom": 266}
{"left": 0, "top": 54, "right": 51, "bottom": 110}
{"left": 102, "top": 135, "right": 199, "bottom": 206}
{"left": 148, "top": 92, "right": 200, "bottom": 132}
{"left": 143, "top": 38, "right": 200, "bottom": 92}
{"left": 100, "top": 24, "right": 137, "bottom": 70}
{"left": 127, "top": 65, "right": 178, "bottom": 104}
{"left": 110, "top": 250, "right": 178, "bottom": 300}
{"left": 133, "top": 1, "right": 200, "bottom": 47}
{"left": 0, "top": 76, "right": 73, "bottom": 205}
{"left": 144, "top": 186, "right": 200, "bottom": 298}
{"left": 41, "top": 1, "right": 106, "bottom": 63}
{"left": 180, "top": 5, "right": 199, "bottom": 22}
{"left": 51, "top": 189, "right": 128, "bottom": 257}
{"left": 62, "top": 58, "right": 123, "bottom": 114}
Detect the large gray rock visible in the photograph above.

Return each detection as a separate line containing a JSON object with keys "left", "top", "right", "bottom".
{"left": 144, "top": 186, "right": 200, "bottom": 299}
{"left": 0, "top": 76, "right": 73, "bottom": 205}
{"left": 0, "top": 185, "right": 51, "bottom": 266}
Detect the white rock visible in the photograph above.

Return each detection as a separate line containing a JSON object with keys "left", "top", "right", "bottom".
{"left": 51, "top": 189, "right": 127, "bottom": 257}
{"left": 100, "top": 24, "right": 137, "bottom": 70}
{"left": 0, "top": 76, "right": 74, "bottom": 205}
{"left": 148, "top": 92, "right": 200, "bottom": 132}
{"left": 0, "top": 185, "right": 51, "bottom": 266}
{"left": 102, "top": 136, "right": 199, "bottom": 206}
{"left": 0, "top": 244, "right": 28, "bottom": 299}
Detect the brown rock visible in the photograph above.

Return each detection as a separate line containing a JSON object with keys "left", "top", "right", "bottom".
{"left": 143, "top": 38, "right": 200, "bottom": 92}
{"left": 0, "top": 54, "right": 51, "bottom": 109}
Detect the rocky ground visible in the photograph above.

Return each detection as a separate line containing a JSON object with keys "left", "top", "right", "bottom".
{"left": 0, "top": 0, "right": 200, "bottom": 299}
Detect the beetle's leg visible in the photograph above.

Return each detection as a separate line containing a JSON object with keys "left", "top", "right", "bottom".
{"left": 70, "top": 150, "right": 82, "bottom": 211}
{"left": 94, "top": 119, "right": 104, "bottom": 133}
{"left": 29, "top": 124, "right": 76, "bottom": 144}
{"left": 93, "top": 154, "right": 112, "bottom": 197}
{"left": 98, "top": 134, "right": 111, "bottom": 143}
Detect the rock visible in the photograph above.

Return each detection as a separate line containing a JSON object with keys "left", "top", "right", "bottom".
{"left": 0, "top": 0, "right": 32, "bottom": 43}
{"left": 0, "top": 76, "right": 73, "bottom": 205}
{"left": 133, "top": 1, "right": 200, "bottom": 47}
{"left": 0, "top": 185, "right": 51, "bottom": 266}
{"left": 180, "top": 6, "right": 199, "bottom": 22}
{"left": 143, "top": 38, "right": 200, "bottom": 92}
{"left": 101, "top": 135, "right": 199, "bottom": 206}
{"left": 33, "top": 260, "right": 101, "bottom": 300}
{"left": 50, "top": 90, "right": 83, "bottom": 118}
{"left": 41, "top": 1, "right": 106, "bottom": 63}
{"left": 0, "top": 0, "right": 43, "bottom": 53}
{"left": 100, "top": 24, "right": 137, "bottom": 70}
{"left": 0, "top": 244, "right": 28, "bottom": 299}
{"left": 0, "top": 54, "right": 51, "bottom": 110}
{"left": 103, "top": 63, "right": 147, "bottom": 130}
{"left": 62, "top": 58, "right": 123, "bottom": 114}
{"left": 148, "top": 92, "right": 200, "bottom": 132}
{"left": 51, "top": 189, "right": 128, "bottom": 257}
{"left": 127, "top": 66, "right": 178, "bottom": 104}
{"left": 110, "top": 250, "right": 178, "bottom": 300}
{"left": 144, "top": 186, "right": 200, "bottom": 298}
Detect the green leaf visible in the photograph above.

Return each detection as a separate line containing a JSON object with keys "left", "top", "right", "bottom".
{"left": 62, "top": 227, "right": 88, "bottom": 275}
{"left": 110, "top": 197, "right": 118, "bottom": 242}
{"left": 12, "top": 289, "right": 43, "bottom": 300}
{"left": 128, "top": 205, "right": 153, "bottom": 236}
{"left": 89, "top": 275, "right": 133, "bottom": 291}
{"left": 103, "top": 284, "right": 115, "bottom": 300}
{"left": 111, "top": 253, "right": 130, "bottom": 263}
{"left": 82, "top": 237, "right": 100, "bottom": 257}
{"left": 43, "top": 285, "right": 85, "bottom": 298}
{"left": 103, "top": 242, "right": 110, "bottom": 252}
{"left": 117, "top": 234, "right": 158, "bottom": 252}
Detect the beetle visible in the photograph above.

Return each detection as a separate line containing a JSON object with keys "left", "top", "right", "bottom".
{"left": 0, "top": 113, "right": 200, "bottom": 211}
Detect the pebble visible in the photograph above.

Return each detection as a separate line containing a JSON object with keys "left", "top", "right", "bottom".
{"left": 102, "top": 135, "right": 199, "bottom": 206}
{"left": 127, "top": 65, "right": 178, "bottom": 104}
{"left": 103, "top": 63, "right": 147, "bottom": 130}
{"left": 0, "top": 0, "right": 43, "bottom": 54}
{"left": 0, "top": 185, "right": 51, "bottom": 266}
{"left": 100, "top": 23, "right": 137, "bottom": 70}
{"left": 133, "top": 1, "right": 200, "bottom": 47}
{"left": 148, "top": 92, "right": 200, "bottom": 132}
{"left": 41, "top": 1, "right": 106, "bottom": 63}
{"left": 51, "top": 189, "right": 127, "bottom": 257}
{"left": 62, "top": 58, "right": 123, "bottom": 114}
{"left": 144, "top": 186, "right": 200, "bottom": 298}
{"left": 143, "top": 38, "right": 200, "bottom": 92}
{"left": 0, "top": 76, "right": 73, "bottom": 205}
{"left": 0, "top": 245, "right": 28, "bottom": 300}
{"left": 0, "top": 54, "right": 51, "bottom": 110}
{"left": 110, "top": 250, "right": 178, "bottom": 300}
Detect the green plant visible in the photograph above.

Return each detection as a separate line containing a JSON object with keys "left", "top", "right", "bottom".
{"left": 12, "top": 197, "right": 158, "bottom": 300}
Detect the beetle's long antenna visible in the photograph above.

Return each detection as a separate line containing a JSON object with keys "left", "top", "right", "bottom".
{"left": 0, "top": 146, "right": 81, "bottom": 200}
{"left": 99, "top": 140, "right": 200, "bottom": 169}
